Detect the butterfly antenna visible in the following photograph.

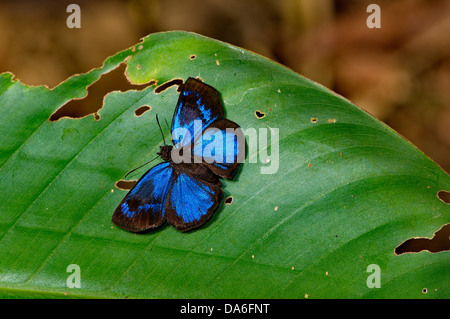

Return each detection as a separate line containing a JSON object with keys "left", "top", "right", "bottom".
{"left": 124, "top": 155, "right": 159, "bottom": 179}
{"left": 156, "top": 114, "right": 166, "bottom": 145}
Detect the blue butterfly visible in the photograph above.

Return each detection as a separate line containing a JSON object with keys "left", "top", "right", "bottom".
{"left": 112, "top": 77, "right": 243, "bottom": 232}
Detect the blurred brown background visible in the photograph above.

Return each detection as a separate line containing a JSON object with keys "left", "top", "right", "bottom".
{"left": 1, "top": 0, "right": 449, "bottom": 174}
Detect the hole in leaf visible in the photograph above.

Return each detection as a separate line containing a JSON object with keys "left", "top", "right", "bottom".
{"left": 224, "top": 196, "right": 233, "bottom": 205}
{"left": 254, "top": 110, "right": 265, "bottom": 119}
{"left": 115, "top": 180, "right": 137, "bottom": 191}
{"left": 437, "top": 190, "right": 450, "bottom": 204}
{"left": 190, "top": 55, "right": 196, "bottom": 60}
{"left": 49, "top": 63, "right": 152, "bottom": 122}
{"left": 154, "top": 78, "right": 184, "bottom": 94}
{"left": 134, "top": 105, "right": 152, "bottom": 117}
{"left": 310, "top": 117, "right": 318, "bottom": 123}
{"left": 395, "top": 224, "right": 450, "bottom": 255}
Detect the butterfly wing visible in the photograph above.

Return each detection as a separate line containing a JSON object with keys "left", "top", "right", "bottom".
{"left": 112, "top": 162, "right": 174, "bottom": 232}
{"left": 192, "top": 118, "right": 243, "bottom": 180}
{"left": 171, "top": 77, "right": 223, "bottom": 149}
{"left": 165, "top": 167, "right": 223, "bottom": 232}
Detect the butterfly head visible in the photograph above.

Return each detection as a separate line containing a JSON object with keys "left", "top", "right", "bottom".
{"left": 157, "top": 145, "right": 173, "bottom": 161}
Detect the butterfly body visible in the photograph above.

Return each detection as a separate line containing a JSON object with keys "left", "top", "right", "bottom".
{"left": 157, "top": 144, "right": 172, "bottom": 161}
{"left": 112, "top": 78, "right": 242, "bottom": 232}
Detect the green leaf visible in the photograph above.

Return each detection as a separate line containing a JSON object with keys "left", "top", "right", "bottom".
{"left": 0, "top": 31, "right": 448, "bottom": 299}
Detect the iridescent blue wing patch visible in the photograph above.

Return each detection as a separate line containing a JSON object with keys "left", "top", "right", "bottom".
{"left": 192, "top": 118, "right": 243, "bottom": 180}
{"left": 112, "top": 162, "right": 174, "bottom": 232}
{"left": 165, "top": 168, "right": 222, "bottom": 232}
{"left": 171, "top": 77, "right": 223, "bottom": 149}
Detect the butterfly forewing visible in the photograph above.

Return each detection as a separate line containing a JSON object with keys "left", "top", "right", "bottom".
{"left": 112, "top": 162, "right": 174, "bottom": 232}
{"left": 171, "top": 77, "right": 224, "bottom": 149}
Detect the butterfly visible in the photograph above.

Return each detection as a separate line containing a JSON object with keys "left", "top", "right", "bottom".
{"left": 112, "top": 77, "right": 243, "bottom": 232}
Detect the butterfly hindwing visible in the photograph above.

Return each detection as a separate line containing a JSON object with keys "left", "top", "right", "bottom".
{"left": 112, "top": 162, "right": 174, "bottom": 232}
{"left": 192, "top": 118, "right": 243, "bottom": 180}
{"left": 171, "top": 77, "right": 224, "bottom": 149}
{"left": 165, "top": 166, "right": 223, "bottom": 232}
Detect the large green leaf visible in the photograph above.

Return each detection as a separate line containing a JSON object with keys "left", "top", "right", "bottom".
{"left": 0, "top": 31, "right": 448, "bottom": 298}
